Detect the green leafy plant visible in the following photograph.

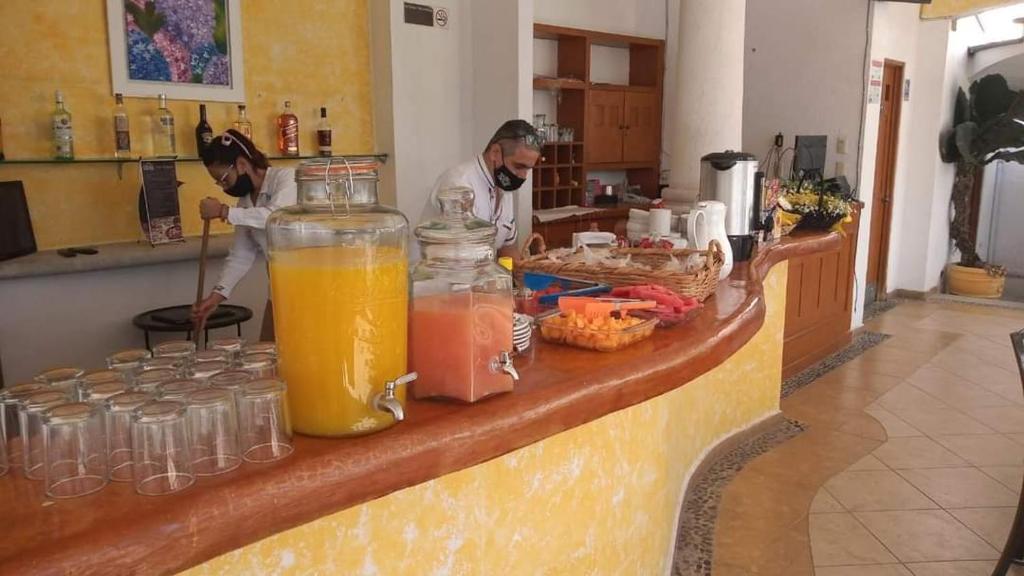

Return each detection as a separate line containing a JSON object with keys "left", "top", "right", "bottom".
{"left": 124, "top": 0, "right": 165, "bottom": 38}
{"left": 941, "top": 74, "right": 1024, "bottom": 271}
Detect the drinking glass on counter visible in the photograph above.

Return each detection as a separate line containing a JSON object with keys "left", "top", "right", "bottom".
{"left": 152, "top": 340, "right": 196, "bottom": 367}
{"left": 105, "top": 391, "right": 152, "bottom": 482}
{"left": 186, "top": 389, "right": 241, "bottom": 476}
{"left": 80, "top": 381, "right": 128, "bottom": 406}
{"left": 81, "top": 369, "right": 126, "bottom": 393}
{"left": 106, "top": 348, "right": 152, "bottom": 385}
{"left": 193, "top": 350, "right": 231, "bottom": 365}
{"left": 190, "top": 360, "right": 230, "bottom": 385}
{"left": 135, "top": 368, "right": 179, "bottom": 394}
{"left": 241, "top": 342, "right": 276, "bottom": 358}
{"left": 141, "top": 357, "right": 186, "bottom": 377}
{"left": 238, "top": 379, "right": 292, "bottom": 463}
{"left": 19, "top": 390, "right": 69, "bottom": 479}
{"left": 208, "top": 337, "right": 245, "bottom": 366}
{"left": 34, "top": 367, "right": 83, "bottom": 400}
{"left": 157, "top": 379, "right": 204, "bottom": 401}
{"left": 41, "top": 402, "right": 108, "bottom": 499}
{"left": 240, "top": 353, "right": 276, "bottom": 379}
{"left": 131, "top": 400, "right": 195, "bottom": 495}
{"left": 209, "top": 370, "right": 252, "bottom": 407}
{"left": 0, "top": 382, "right": 48, "bottom": 468}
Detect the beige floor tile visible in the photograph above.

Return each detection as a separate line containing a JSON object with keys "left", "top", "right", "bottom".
{"left": 825, "top": 470, "right": 938, "bottom": 512}
{"left": 978, "top": 381, "right": 1024, "bottom": 406}
{"left": 904, "top": 560, "right": 997, "bottom": 576}
{"left": 932, "top": 434, "right": 1024, "bottom": 467}
{"left": 1008, "top": 433, "right": 1024, "bottom": 447}
{"left": 883, "top": 405, "right": 995, "bottom": 436}
{"left": 809, "top": 512, "right": 898, "bottom": 566}
{"left": 876, "top": 383, "right": 951, "bottom": 412}
{"left": 865, "top": 407, "right": 926, "bottom": 438}
{"left": 908, "top": 368, "right": 1013, "bottom": 409}
{"left": 810, "top": 489, "right": 845, "bottom": 513}
{"left": 824, "top": 371, "right": 908, "bottom": 396}
{"left": 854, "top": 510, "right": 999, "bottom": 562}
{"left": 964, "top": 406, "right": 1024, "bottom": 433}
{"left": 896, "top": 467, "right": 1019, "bottom": 508}
{"left": 848, "top": 454, "right": 890, "bottom": 471}
{"left": 948, "top": 507, "right": 1017, "bottom": 549}
{"left": 872, "top": 437, "right": 969, "bottom": 469}
{"left": 815, "top": 565, "right": 913, "bottom": 576}
{"left": 979, "top": 465, "right": 1024, "bottom": 492}
{"left": 841, "top": 356, "right": 924, "bottom": 379}
{"left": 710, "top": 561, "right": 755, "bottom": 576}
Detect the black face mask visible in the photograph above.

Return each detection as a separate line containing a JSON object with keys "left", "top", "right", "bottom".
{"left": 225, "top": 172, "right": 255, "bottom": 198}
{"left": 494, "top": 162, "right": 526, "bottom": 191}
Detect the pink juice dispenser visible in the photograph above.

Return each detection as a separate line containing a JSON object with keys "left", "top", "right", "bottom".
{"left": 410, "top": 187, "right": 518, "bottom": 402}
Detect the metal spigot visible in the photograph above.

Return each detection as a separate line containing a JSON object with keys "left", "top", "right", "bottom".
{"left": 372, "top": 372, "right": 417, "bottom": 422}
{"left": 493, "top": 351, "right": 519, "bottom": 382}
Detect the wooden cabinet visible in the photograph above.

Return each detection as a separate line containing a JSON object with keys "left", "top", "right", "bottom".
{"left": 585, "top": 89, "right": 660, "bottom": 165}
{"left": 782, "top": 210, "right": 862, "bottom": 378}
{"left": 623, "top": 91, "right": 660, "bottom": 163}
{"left": 586, "top": 90, "right": 624, "bottom": 164}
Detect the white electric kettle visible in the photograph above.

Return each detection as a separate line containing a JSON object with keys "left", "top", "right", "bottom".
{"left": 685, "top": 200, "right": 733, "bottom": 280}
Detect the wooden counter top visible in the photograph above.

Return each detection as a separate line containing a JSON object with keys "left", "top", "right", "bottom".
{"left": 0, "top": 231, "right": 843, "bottom": 576}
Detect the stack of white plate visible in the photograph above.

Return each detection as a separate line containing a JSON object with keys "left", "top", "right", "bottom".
{"left": 513, "top": 313, "right": 532, "bottom": 353}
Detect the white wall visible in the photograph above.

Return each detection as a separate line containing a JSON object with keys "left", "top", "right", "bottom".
{"left": 0, "top": 257, "right": 268, "bottom": 384}
{"left": 743, "top": 0, "right": 870, "bottom": 184}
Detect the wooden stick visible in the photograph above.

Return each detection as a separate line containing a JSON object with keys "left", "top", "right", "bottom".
{"left": 193, "top": 219, "right": 212, "bottom": 346}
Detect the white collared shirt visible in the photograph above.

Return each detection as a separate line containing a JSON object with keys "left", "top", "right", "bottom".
{"left": 426, "top": 154, "right": 518, "bottom": 249}
{"left": 213, "top": 167, "right": 297, "bottom": 298}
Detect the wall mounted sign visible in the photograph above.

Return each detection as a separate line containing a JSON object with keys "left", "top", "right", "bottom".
{"left": 106, "top": 0, "right": 245, "bottom": 102}
{"left": 139, "top": 159, "right": 183, "bottom": 246}
{"left": 404, "top": 2, "right": 450, "bottom": 30}
{"left": 868, "top": 60, "right": 884, "bottom": 104}
{"left": 904, "top": 78, "right": 911, "bottom": 102}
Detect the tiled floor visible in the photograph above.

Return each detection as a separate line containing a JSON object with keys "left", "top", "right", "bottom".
{"left": 712, "top": 300, "right": 1024, "bottom": 576}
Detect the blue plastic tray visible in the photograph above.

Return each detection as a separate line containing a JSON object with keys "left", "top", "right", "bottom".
{"left": 522, "top": 272, "right": 611, "bottom": 305}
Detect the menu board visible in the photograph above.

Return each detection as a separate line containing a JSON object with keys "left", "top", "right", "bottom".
{"left": 139, "top": 159, "right": 183, "bottom": 245}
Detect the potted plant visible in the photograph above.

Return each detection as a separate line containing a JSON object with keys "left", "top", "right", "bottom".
{"left": 941, "top": 74, "right": 1023, "bottom": 298}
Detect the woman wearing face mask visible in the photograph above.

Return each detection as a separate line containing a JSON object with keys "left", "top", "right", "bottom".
{"left": 424, "top": 119, "right": 542, "bottom": 260}
{"left": 191, "top": 129, "right": 297, "bottom": 340}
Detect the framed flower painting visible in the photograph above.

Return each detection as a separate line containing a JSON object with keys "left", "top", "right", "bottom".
{"left": 106, "top": 0, "right": 245, "bottom": 102}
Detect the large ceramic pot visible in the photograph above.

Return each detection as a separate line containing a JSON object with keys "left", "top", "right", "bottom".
{"left": 947, "top": 263, "right": 1005, "bottom": 298}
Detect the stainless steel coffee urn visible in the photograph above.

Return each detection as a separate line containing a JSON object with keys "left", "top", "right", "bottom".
{"left": 699, "top": 151, "right": 763, "bottom": 261}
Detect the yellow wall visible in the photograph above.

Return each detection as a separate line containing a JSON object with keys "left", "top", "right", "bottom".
{"left": 922, "top": 0, "right": 1019, "bottom": 18}
{"left": 182, "top": 264, "right": 788, "bottom": 575}
{"left": 0, "top": 0, "right": 374, "bottom": 250}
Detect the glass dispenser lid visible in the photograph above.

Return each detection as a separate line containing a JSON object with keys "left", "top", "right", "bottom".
{"left": 415, "top": 187, "right": 496, "bottom": 245}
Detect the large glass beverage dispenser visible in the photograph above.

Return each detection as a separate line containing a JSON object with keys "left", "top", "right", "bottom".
{"left": 410, "top": 187, "right": 517, "bottom": 403}
{"left": 266, "top": 157, "right": 416, "bottom": 437}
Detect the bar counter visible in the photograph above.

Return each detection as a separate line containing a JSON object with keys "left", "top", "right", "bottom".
{"left": 0, "top": 231, "right": 843, "bottom": 576}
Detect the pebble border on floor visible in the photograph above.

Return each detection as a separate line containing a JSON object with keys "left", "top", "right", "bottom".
{"left": 781, "top": 331, "right": 891, "bottom": 399}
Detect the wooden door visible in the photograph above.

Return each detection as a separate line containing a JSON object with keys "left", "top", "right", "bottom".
{"left": 867, "top": 61, "right": 904, "bottom": 302}
{"left": 586, "top": 90, "right": 624, "bottom": 164}
{"left": 622, "top": 91, "right": 660, "bottom": 163}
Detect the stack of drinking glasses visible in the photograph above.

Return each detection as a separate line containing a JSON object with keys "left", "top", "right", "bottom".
{"left": 0, "top": 338, "right": 291, "bottom": 500}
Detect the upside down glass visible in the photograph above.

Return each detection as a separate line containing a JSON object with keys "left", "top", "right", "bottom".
{"left": 238, "top": 379, "right": 292, "bottom": 462}
{"left": 186, "top": 388, "right": 241, "bottom": 475}
{"left": 0, "top": 382, "right": 48, "bottom": 468}
{"left": 131, "top": 400, "right": 195, "bottom": 496}
{"left": 34, "top": 367, "right": 83, "bottom": 400}
{"left": 105, "top": 391, "right": 152, "bottom": 482}
{"left": 42, "top": 402, "right": 108, "bottom": 498}
{"left": 20, "top": 390, "right": 70, "bottom": 479}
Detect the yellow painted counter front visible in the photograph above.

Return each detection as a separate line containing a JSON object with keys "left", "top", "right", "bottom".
{"left": 182, "top": 263, "right": 788, "bottom": 575}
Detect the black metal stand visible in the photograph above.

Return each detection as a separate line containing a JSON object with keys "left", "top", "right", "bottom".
{"left": 994, "top": 329, "right": 1024, "bottom": 576}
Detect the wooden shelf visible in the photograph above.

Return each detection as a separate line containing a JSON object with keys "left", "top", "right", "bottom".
{"left": 533, "top": 77, "right": 586, "bottom": 91}
{"left": 589, "top": 83, "right": 658, "bottom": 93}
{"left": 585, "top": 161, "right": 659, "bottom": 171}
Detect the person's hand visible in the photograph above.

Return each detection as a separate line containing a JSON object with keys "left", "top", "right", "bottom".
{"left": 199, "top": 197, "right": 226, "bottom": 221}
{"left": 191, "top": 292, "right": 226, "bottom": 326}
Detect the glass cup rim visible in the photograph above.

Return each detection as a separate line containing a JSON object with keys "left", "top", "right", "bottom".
{"left": 158, "top": 379, "right": 203, "bottom": 397}
{"left": 242, "top": 378, "right": 286, "bottom": 398}
{"left": 106, "top": 391, "right": 153, "bottom": 412}
{"left": 208, "top": 370, "right": 252, "bottom": 388}
{"left": 136, "top": 368, "right": 178, "bottom": 384}
{"left": 82, "top": 369, "right": 126, "bottom": 385}
{"left": 194, "top": 350, "right": 229, "bottom": 362}
{"left": 187, "top": 388, "right": 233, "bottom": 407}
{"left": 107, "top": 348, "right": 152, "bottom": 364}
{"left": 34, "top": 367, "right": 84, "bottom": 383}
{"left": 208, "top": 337, "right": 245, "bottom": 350}
{"left": 42, "top": 401, "right": 97, "bottom": 425}
{"left": 153, "top": 340, "right": 196, "bottom": 355}
{"left": 191, "top": 360, "right": 230, "bottom": 374}
{"left": 22, "top": 390, "right": 70, "bottom": 411}
{"left": 241, "top": 353, "right": 275, "bottom": 368}
{"left": 82, "top": 381, "right": 128, "bottom": 398}
{"left": 1, "top": 382, "right": 49, "bottom": 403}
{"left": 133, "top": 400, "right": 186, "bottom": 422}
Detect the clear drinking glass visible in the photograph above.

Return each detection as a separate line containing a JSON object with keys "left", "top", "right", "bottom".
{"left": 0, "top": 382, "right": 48, "bottom": 468}
{"left": 135, "top": 368, "right": 179, "bottom": 394}
{"left": 194, "top": 350, "right": 230, "bottom": 365}
{"left": 34, "top": 367, "right": 84, "bottom": 400}
{"left": 240, "top": 353, "right": 276, "bottom": 379}
{"left": 42, "top": 402, "right": 108, "bottom": 499}
{"left": 209, "top": 337, "right": 245, "bottom": 366}
{"left": 152, "top": 340, "right": 196, "bottom": 367}
{"left": 190, "top": 360, "right": 229, "bottom": 385}
{"left": 157, "top": 379, "right": 204, "bottom": 401}
{"left": 106, "top": 348, "right": 152, "bottom": 385}
{"left": 80, "top": 381, "right": 129, "bottom": 406}
{"left": 209, "top": 370, "right": 252, "bottom": 406}
{"left": 241, "top": 342, "right": 277, "bottom": 358}
{"left": 19, "top": 390, "right": 70, "bottom": 479}
{"left": 141, "top": 357, "right": 186, "bottom": 377}
{"left": 238, "top": 379, "right": 293, "bottom": 463}
{"left": 186, "top": 389, "right": 241, "bottom": 476}
{"left": 131, "top": 400, "right": 195, "bottom": 496}
{"left": 105, "top": 391, "right": 152, "bottom": 482}
{"left": 81, "top": 369, "right": 126, "bottom": 391}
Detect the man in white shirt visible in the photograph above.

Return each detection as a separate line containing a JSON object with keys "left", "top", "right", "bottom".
{"left": 427, "top": 120, "right": 542, "bottom": 259}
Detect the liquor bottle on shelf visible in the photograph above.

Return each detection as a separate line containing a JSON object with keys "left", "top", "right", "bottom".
{"left": 195, "top": 103, "right": 213, "bottom": 154}
{"left": 316, "top": 106, "right": 332, "bottom": 157}
{"left": 154, "top": 93, "right": 176, "bottom": 157}
{"left": 276, "top": 100, "right": 299, "bottom": 156}
{"left": 113, "top": 93, "right": 131, "bottom": 159}
{"left": 233, "top": 104, "right": 253, "bottom": 140}
{"left": 52, "top": 90, "right": 74, "bottom": 160}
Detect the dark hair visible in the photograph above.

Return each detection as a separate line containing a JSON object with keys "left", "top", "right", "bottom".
{"left": 485, "top": 119, "right": 542, "bottom": 156}
{"left": 200, "top": 129, "right": 270, "bottom": 169}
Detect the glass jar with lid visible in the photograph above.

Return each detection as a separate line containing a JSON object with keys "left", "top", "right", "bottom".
{"left": 410, "top": 187, "right": 518, "bottom": 403}
{"left": 266, "top": 156, "right": 416, "bottom": 437}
